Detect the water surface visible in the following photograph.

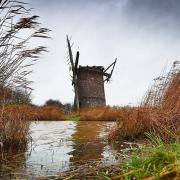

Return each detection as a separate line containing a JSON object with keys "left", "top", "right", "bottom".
{"left": 2, "top": 121, "right": 125, "bottom": 178}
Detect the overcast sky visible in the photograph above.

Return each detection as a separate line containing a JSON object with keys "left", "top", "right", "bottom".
{"left": 25, "top": 0, "right": 180, "bottom": 106}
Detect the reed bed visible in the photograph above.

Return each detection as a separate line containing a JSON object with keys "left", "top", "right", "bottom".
{"left": 0, "top": 104, "right": 65, "bottom": 152}
{"left": 110, "top": 61, "right": 180, "bottom": 141}
{"left": 36, "top": 105, "right": 65, "bottom": 120}
{"left": 1, "top": 104, "right": 65, "bottom": 121}
{"left": 0, "top": 106, "right": 31, "bottom": 152}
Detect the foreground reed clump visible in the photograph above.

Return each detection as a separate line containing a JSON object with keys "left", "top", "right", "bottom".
{"left": 109, "top": 61, "right": 180, "bottom": 141}
{"left": 0, "top": 104, "right": 65, "bottom": 152}
{"left": 0, "top": 105, "right": 31, "bottom": 151}
{"left": 0, "top": 0, "right": 50, "bottom": 155}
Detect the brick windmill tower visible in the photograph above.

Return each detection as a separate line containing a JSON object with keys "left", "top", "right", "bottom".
{"left": 66, "top": 36, "right": 117, "bottom": 110}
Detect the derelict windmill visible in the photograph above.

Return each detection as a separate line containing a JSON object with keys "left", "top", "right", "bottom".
{"left": 66, "top": 35, "right": 117, "bottom": 110}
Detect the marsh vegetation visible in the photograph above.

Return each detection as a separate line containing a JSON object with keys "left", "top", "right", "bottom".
{"left": 0, "top": 0, "right": 179, "bottom": 179}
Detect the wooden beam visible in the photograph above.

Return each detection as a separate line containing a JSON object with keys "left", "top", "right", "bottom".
{"left": 104, "top": 58, "right": 117, "bottom": 82}
{"left": 66, "top": 35, "right": 79, "bottom": 111}
{"left": 103, "top": 58, "right": 117, "bottom": 73}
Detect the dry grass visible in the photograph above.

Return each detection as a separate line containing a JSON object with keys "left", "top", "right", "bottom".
{"left": 0, "top": 104, "right": 65, "bottom": 152}
{"left": 110, "top": 61, "right": 180, "bottom": 141}
{"left": 36, "top": 106, "right": 65, "bottom": 120}
{"left": 1, "top": 104, "right": 65, "bottom": 121}
{"left": 79, "top": 107, "right": 119, "bottom": 121}
{"left": 0, "top": 105, "right": 31, "bottom": 151}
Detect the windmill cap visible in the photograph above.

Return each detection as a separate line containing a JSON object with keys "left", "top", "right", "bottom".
{"left": 78, "top": 66, "right": 104, "bottom": 73}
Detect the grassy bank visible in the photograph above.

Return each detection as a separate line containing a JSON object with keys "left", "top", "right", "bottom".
{"left": 116, "top": 134, "right": 180, "bottom": 179}
{"left": 103, "top": 136, "right": 180, "bottom": 180}
{"left": 55, "top": 135, "right": 180, "bottom": 180}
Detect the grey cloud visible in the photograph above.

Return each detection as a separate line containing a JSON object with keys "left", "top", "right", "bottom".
{"left": 126, "top": 0, "right": 180, "bottom": 14}
{"left": 28, "top": 0, "right": 180, "bottom": 32}
{"left": 23, "top": 0, "right": 180, "bottom": 105}
{"left": 124, "top": 0, "right": 180, "bottom": 29}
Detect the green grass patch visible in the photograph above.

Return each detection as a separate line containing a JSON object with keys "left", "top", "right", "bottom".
{"left": 119, "top": 133, "right": 180, "bottom": 179}
{"left": 66, "top": 114, "right": 81, "bottom": 121}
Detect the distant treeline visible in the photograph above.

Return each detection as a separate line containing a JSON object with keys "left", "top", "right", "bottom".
{"left": 0, "top": 85, "right": 73, "bottom": 114}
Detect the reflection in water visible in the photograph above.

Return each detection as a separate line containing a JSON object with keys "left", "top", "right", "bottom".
{"left": 70, "top": 121, "right": 112, "bottom": 162}
{"left": 1, "top": 121, "right": 119, "bottom": 178}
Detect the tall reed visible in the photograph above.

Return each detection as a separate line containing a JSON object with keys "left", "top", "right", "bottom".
{"left": 0, "top": 0, "right": 49, "bottom": 153}
{"left": 0, "top": 105, "right": 31, "bottom": 151}
{"left": 110, "top": 61, "right": 180, "bottom": 141}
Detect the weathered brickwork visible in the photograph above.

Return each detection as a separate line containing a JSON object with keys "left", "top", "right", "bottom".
{"left": 77, "top": 66, "right": 106, "bottom": 107}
